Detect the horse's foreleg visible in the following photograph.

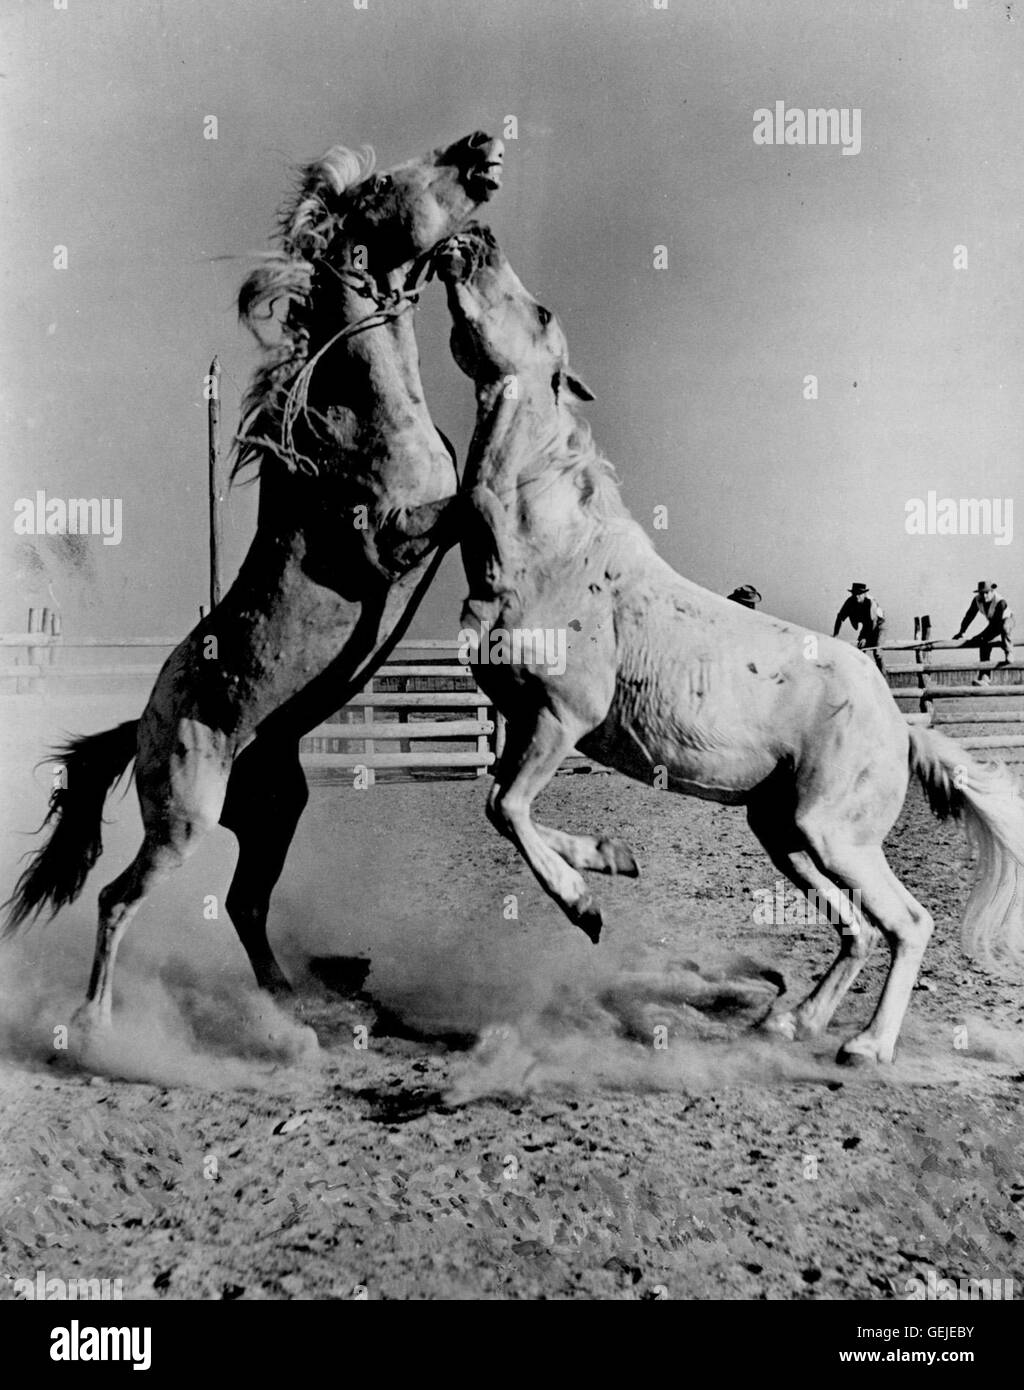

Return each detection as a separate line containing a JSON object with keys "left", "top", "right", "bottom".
{"left": 487, "top": 709, "right": 604, "bottom": 941}
{"left": 221, "top": 738, "right": 309, "bottom": 994}
{"left": 533, "top": 823, "right": 639, "bottom": 877}
{"left": 373, "top": 496, "right": 462, "bottom": 573}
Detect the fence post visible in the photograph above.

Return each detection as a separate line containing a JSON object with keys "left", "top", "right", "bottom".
{"left": 40, "top": 608, "right": 56, "bottom": 669}
{"left": 25, "top": 606, "right": 41, "bottom": 693}
{"left": 208, "top": 356, "right": 223, "bottom": 612}
{"left": 916, "top": 614, "right": 932, "bottom": 714}
{"left": 476, "top": 703, "right": 490, "bottom": 776}
{"left": 363, "top": 680, "right": 376, "bottom": 786}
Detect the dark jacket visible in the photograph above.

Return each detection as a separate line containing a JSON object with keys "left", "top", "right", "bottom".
{"left": 958, "top": 593, "right": 1012, "bottom": 634}
{"left": 833, "top": 594, "right": 884, "bottom": 636}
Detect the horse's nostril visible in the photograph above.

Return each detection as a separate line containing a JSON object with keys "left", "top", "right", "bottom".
{"left": 467, "top": 130, "right": 490, "bottom": 150}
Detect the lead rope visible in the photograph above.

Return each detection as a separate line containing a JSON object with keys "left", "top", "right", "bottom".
{"left": 242, "top": 251, "right": 437, "bottom": 475}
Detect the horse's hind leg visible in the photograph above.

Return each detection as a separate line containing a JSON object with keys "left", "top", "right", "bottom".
{"left": 767, "top": 849, "right": 879, "bottom": 1041}
{"left": 73, "top": 720, "right": 231, "bottom": 1043}
{"left": 74, "top": 834, "right": 190, "bottom": 1038}
{"left": 748, "top": 802, "right": 879, "bottom": 1042}
{"left": 487, "top": 708, "right": 604, "bottom": 940}
{"left": 221, "top": 738, "right": 308, "bottom": 994}
{"left": 799, "top": 835, "right": 933, "bottom": 1066}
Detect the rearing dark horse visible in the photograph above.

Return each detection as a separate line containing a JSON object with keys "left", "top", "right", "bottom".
{"left": 5, "top": 133, "right": 504, "bottom": 1046}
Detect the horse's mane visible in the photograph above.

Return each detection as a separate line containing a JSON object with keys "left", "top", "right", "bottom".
{"left": 520, "top": 401, "right": 653, "bottom": 561}
{"left": 539, "top": 407, "right": 629, "bottom": 523}
{"left": 231, "top": 145, "right": 376, "bottom": 481}
{"left": 566, "top": 417, "right": 627, "bottom": 523}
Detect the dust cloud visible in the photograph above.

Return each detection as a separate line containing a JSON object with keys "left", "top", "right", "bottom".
{"left": 3, "top": 693, "right": 1018, "bottom": 1101}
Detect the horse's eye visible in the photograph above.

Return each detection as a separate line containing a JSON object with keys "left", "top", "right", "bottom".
{"left": 537, "top": 305, "right": 552, "bottom": 328}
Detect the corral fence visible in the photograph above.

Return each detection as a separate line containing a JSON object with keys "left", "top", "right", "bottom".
{"left": 4, "top": 609, "right": 1022, "bottom": 776}
{"left": 879, "top": 614, "right": 1024, "bottom": 757}
{"left": 0, "top": 611, "right": 601, "bottom": 781}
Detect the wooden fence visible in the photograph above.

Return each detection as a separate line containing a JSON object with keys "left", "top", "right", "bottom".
{"left": 0, "top": 614, "right": 606, "bottom": 780}
{"left": 3, "top": 610, "right": 1022, "bottom": 773}
{"left": 299, "top": 639, "right": 502, "bottom": 780}
{"left": 879, "top": 614, "right": 1024, "bottom": 754}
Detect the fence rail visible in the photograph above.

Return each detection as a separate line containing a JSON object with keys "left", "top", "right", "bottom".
{"left": 4, "top": 610, "right": 1023, "bottom": 772}
{"left": 878, "top": 617, "right": 1024, "bottom": 755}
{"left": 0, "top": 612, "right": 606, "bottom": 779}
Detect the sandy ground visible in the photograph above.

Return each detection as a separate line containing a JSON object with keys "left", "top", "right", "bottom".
{"left": 0, "top": 690, "right": 1022, "bottom": 1301}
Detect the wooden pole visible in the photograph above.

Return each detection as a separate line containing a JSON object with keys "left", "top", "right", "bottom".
{"left": 208, "top": 356, "right": 223, "bottom": 611}
{"left": 26, "top": 607, "right": 40, "bottom": 693}
{"left": 363, "top": 679, "right": 376, "bottom": 786}
{"left": 916, "top": 615, "right": 932, "bottom": 713}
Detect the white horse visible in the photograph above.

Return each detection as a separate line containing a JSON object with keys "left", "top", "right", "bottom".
{"left": 437, "top": 225, "right": 1024, "bottom": 1066}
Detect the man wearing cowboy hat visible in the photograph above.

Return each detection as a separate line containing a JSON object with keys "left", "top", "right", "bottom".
{"left": 726, "top": 584, "right": 762, "bottom": 610}
{"left": 833, "top": 583, "right": 886, "bottom": 671}
{"left": 953, "top": 581, "right": 1014, "bottom": 686}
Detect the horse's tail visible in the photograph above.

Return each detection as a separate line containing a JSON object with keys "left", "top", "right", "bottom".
{"left": 2, "top": 721, "right": 139, "bottom": 936}
{"left": 907, "top": 724, "right": 1024, "bottom": 971}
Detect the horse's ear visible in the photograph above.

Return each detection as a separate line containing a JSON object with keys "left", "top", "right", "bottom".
{"left": 562, "top": 370, "right": 595, "bottom": 402}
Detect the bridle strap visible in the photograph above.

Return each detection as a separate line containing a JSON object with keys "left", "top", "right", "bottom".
{"left": 317, "top": 246, "right": 437, "bottom": 339}
{"left": 243, "top": 246, "right": 443, "bottom": 475}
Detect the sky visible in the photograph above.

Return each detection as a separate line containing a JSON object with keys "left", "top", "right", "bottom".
{"left": 2, "top": 0, "right": 1021, "bottom": 644}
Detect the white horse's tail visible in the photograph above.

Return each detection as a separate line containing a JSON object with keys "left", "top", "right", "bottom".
{"left": 908, "top": 725, "right": 1024, "bottom": 972}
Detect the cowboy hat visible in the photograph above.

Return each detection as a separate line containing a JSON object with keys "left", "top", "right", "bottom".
{"left": 727, "top": 585, "right": 762, "bottom": 607}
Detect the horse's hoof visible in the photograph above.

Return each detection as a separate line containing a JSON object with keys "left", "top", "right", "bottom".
{"left": 48, "top": 1048, "right": 81, "bottom": 1075}
{"left": 264, "top": 1019, "right": 320, "bottom": 1064}
{"left": 760, "top": 1010, "right": 797, "bottom": 1041}
{"left": 282, "top": 1024, "right": 320, "bottom": 1064}
{"left": 66, "top": 1008, "right": 112, "bottom": 1071}
{"left": 836, "top": 1037, "right": 891, "bottom": 1067}
{"left": 598, "top": 838, "right": 640, "bottom": 877}
{"left": 572, "top": 895, "right": 603, "bottom": 944}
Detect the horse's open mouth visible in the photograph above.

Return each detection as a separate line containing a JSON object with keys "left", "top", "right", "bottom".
{"left": 467, "top": 161, "right": 503, "bottom": 198}
{"left": 479, "top": 161, "right": 503, "bottom": 191}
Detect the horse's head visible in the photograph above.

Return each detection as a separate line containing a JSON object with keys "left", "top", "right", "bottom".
{"left": 436, "top": 224, "right": 595, "bottom": 405}
{"left": 240, "top": 132, "right": 505, "bottom": 338}
{"left": 236, "top": 134, "right": 505, "bottom": 480}
{"left": 337, "top": 131, "right": 505, "bottom": 274}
